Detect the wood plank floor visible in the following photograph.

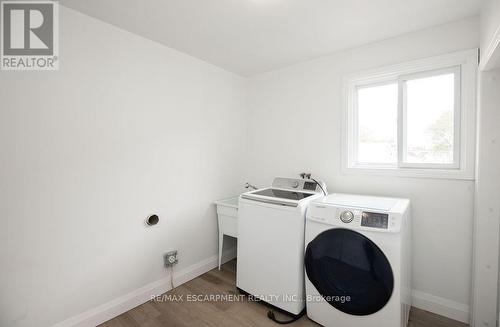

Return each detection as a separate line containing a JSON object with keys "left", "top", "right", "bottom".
{"left": 100, "top": 260, "right": 467, "bottom": 327}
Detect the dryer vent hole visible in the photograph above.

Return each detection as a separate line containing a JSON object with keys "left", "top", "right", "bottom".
{"left": 146, "top": 215, "right": 159, "bottom": 226}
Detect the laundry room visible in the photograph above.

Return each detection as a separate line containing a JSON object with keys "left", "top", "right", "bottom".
{"left": 1, "top": 1, "right": 500, "bottom": 327}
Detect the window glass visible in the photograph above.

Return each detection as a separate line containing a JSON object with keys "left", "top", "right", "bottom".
{"left": 357, "top": 83, "right": 398, "bottom": 164}
{"left": 404, "top": 73, "right": 456, "bottom": 164}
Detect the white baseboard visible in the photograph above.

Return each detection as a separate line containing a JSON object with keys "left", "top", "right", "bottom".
{"left": 53, "top": 256, "right": 471, "bottom": 327}
{"left": 52, "top": 247, "right": 237, "bottom": 327}
{"left": 411, "top": 289, "right": 469, "bottom": 323}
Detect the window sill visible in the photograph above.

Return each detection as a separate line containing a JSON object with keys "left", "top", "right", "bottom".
{"left": 341, "top": 165, "right": 475, "bottom": 181}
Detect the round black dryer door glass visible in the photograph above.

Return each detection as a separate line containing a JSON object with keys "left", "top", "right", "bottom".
{"left": 305, "top": 228, "right": 393, "bottom": 316}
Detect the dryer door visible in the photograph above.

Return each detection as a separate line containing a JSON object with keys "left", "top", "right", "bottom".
{"left": 305, "top": 228, "right": 393, "bottom": 315}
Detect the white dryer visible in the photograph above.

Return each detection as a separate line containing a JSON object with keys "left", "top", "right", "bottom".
{"left": 237, "top": 177, "right": 326, "bottom": 316}
{"left": 305, "top": 194, "right": 411, "bottom": 327}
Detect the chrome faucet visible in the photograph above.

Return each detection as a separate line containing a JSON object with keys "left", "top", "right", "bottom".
{"left": 245, "top": 182, "right": 258, "bottom": 191}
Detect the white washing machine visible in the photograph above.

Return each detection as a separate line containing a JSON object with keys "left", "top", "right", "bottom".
{"left": 305, "top": 194, "right": 411, "bottom": 327}
{"left": 237, "top": 177, "right": 326, "bottom": 316}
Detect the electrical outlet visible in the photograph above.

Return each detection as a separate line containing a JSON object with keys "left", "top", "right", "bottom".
{"left": 164, "top": 251, "right": 178, "bottom": 267}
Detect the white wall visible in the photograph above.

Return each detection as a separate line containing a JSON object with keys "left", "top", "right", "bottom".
{"left": 0, "top": 7, "right": 246, "bottom": 327}
{"left": 480, "top": 0, "right": 500, "bottom": 69}
{"left": 245, "top": 17, "right": 479, "bottom": 322}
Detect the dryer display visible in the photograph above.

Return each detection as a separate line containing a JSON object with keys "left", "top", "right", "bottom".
{"left": 361, "top": 212, "right": 389, "bottom": 229}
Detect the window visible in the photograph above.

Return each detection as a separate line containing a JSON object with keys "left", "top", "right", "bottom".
{"left": 402, "top": 68, "right": 459, "bottom": 167}
{"left": 343, "top": 49, "right": 477, "bottom": 179}
{"left": 356, "top": 83, "right": 398, "bottom": 166}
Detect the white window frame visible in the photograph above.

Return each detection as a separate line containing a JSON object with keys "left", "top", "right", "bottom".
{"left": 342, "top": 49, "right": 478, "bottom": 180}
{"left": 398, "top": 66, "right": 461, "bottom": 169}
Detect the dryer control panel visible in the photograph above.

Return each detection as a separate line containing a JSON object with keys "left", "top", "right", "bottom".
{"left": 307, "top": 204, "right": 403, "bottom": 233}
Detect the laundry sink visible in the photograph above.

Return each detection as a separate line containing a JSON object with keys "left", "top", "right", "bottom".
{"left": 214, "top": 196, "right": 239, "bottom": 230}
{"left": 214, "top": 196, "right": 239, "bottom": 269}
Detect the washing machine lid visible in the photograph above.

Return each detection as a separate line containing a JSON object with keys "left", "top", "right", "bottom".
{"left": 317, "top": 193, "right": 400, "bottom": 211}
{"left": 252, "top": 188, "right": 314, "bottom": 200}
{"left": 241, "top": 188, "right": 315, "bottom": 207}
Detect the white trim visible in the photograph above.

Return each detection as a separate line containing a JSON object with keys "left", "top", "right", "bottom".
{"left": 342, "top": 49, "right": 478, "bottom": 180}
{"left": 411, "top": 289, "right": 469, "bottom": 324}
{"left": 52, "top": 247, "right": 238, "bottom": 327}
{"left": 479, "top": 23, "right": 500, "bottom": 71}
{"left": 398, "top": 76, "right": 404, "bottom": 168}
{"left": 50, "top": 248, "right": 469, "bottom": 327}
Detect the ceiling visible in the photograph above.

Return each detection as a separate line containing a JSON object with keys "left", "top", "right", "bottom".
{"left": 61, "top": 0, "right": 482, "bottom": 76}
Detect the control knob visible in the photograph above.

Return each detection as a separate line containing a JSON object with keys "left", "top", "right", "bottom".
{"left": 340, "top": 210, "right": 354, "bottom": 223}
